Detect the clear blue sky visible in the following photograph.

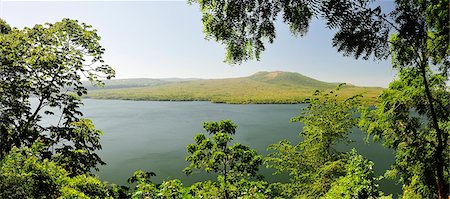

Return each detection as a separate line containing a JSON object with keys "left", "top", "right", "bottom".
{"left": 0, "top": 0, "right": 395, "bottom": 87}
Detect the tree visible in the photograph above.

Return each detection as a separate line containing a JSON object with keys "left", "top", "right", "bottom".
{"left": 265, "top": 90, "right": 373, "bottom": 198}
{"left": 157, "top": 179, "right": 186, "bottom": 199}
{"left": 187, "top": 0, "right": 391, "bottom": 65}
{"left": 325, "top": 149, "right": 388, "bottom": 199}
{"left": 188, "top": 176, "right": 273, "bottom": 198}
{"left": 128, "top": 170, "right": 158, "bottom": 198}
{"left": 359, "top": 67, "right": 449, "bottom": 198}
{"left": 0, "top": 19, "right": 11, "bottom": 34}
{"left": 0, "top": 18, "right": 114, "bottom": 175}
{"left": 127, "top": 171, "right": 189, "bottom": 199}
{"left": 187, "top": 0, "right": 313, "bottom": 64}
{"left": 356, "top": 1, "right": 449, "bottom": 197}
{"left": 183, "top": 120, "right": 263, "bottom": 199}
{"left": 189, "top": 180, "right": 222, "bottom": 198}
{"left": 189, "top": 0, "right": 449, "bottom": 197}
{"left": 0, "top": 142, "right": 113, "bottom": 199}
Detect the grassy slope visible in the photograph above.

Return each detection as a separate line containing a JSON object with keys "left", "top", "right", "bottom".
{"left": 86, "top": 71, "right": 383, "bottom": 104}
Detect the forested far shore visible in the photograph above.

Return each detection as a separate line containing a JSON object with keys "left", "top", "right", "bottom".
{"left": 85, "top": 71, "right": 383, "bottom": 104}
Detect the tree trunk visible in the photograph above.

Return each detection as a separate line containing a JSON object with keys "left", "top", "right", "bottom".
{"left": 419, "top": 64, "right": 446, "bottom": 199}
{"left": 223, "top": 162, "right": 229, "bottom": 199}
{"left": 223, "top": 148, "right": 229, "bottom": 199}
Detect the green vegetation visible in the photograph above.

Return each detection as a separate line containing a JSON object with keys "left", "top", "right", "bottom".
{"left": 183, "top": 120, "right": 263, "bottom": 198}
{"left": 0, "top": 18, "right": 114, "bottom": 175}
{"left": 1, "top": 0, "right": 448, "bottom": 198}
{"left": 86, "top": 71, "right": 383, "bottom": 104}
{"left": 190, "top": 0, "right": 449, "bottom": 197}
{"left": 0, "top": 143, "right": 119, "bottom": 198}
{"left": 265, "top": 89, "right": 388, "bottom": 198}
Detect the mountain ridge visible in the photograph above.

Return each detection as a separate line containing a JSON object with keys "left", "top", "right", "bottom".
{"left": 86, "top": 71, "right": 383, "bottom": 104}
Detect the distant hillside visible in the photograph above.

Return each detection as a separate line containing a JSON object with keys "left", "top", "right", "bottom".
{"left": 86, "top": 71, "right": 383, "bottom": 104}
{"left": 83, "top": 78, "right": 197, "bottom": 90}
{"left": 248, "top": 71, "right": 338, "bottom": 88}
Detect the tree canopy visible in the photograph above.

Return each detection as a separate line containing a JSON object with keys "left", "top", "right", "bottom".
{"left": 265, "top": 90, "right": 388, "bottom": 198}
{"left": 0, "top": 142, "right": 113, "bottom": 198}
{"left": 188, "top": 0, "right": 394, "bottom": 64}
{"left": 184, "top": 120, "right": 263, "bottom": 199}
{"left": 0, "top": 18, "right": 115, "bottom": 175}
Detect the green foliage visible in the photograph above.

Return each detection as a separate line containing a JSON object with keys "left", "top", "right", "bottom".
{"left": 0, "top": 18, "right": 11, "bottom": 34}
{"left": 65, "top": 174, "right": 110, "bottom": 198}
{"left": 189, "top": 180, "right": 222, "bottom": 198}
{"left": 128, "top": 170, "right": 156, "bottom": 185}
{"left": 52, "top": 118, "right": 104, "bottom": 175}
{"left": 188, "top": 178, "right": 275, "bottom": 199}
{"left": 0, "top": 143, "right": 66, "bottom": 198}
{"left": 291, "top": 89, "right": 360, "bottom": 161}
{"left": 188, "top": 0, "right": 392, "bottom": 64}
{"left": 184, "top": 120, "right": 263, "bottom": 198}
{"left": 0, "top": 143, "right": 112, "bottom": 199}
{"left": 359, "top": 67, "right": 450, "bottom": 198}
{"left": 325, "top": 149, "right": 389, "bottom": 199}
{"left": 187, "top": 0, "right": 276, "bottom": 64}
{"left": 157, "top": 179, "right": 185, "bottom": 199}
{"left": 184, "top": 120, "right": 263, "bottom": 179}
{"left": 187, "top": 0, "right": 317, "bottom": 64}
{"left": 127, "top": 171, "right": 188, "bottom": 199}
{"left": 266, "top": 90, "right": 369, "bottom": 198}
{"left": 128, "top": 170, "right": 158, "bottom": 198}
{"left": 356, "top": 1, "right": 450, "bottom": 197}
{"left": 321, "top": 0, "right": 391, "bottom": 60}
{"left": 107, "top": 183, "right": 131, "bottom": 199}
{"left": 0, "top": 18, "right": 114, "bottom": 175}
{"left": 228, "top": 179, "right": 272, "bottom": 199}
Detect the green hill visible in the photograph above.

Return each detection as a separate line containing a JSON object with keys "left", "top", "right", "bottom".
{"left": 86, "top": 71, "right": 383, "bottom": 104}
{"left": 248, "top": 71, "right": 338, "bottom": 88}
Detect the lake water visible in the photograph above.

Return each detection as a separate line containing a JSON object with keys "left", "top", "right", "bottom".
{"left": 42, "top": 99, "right": 401, "bottom": 196}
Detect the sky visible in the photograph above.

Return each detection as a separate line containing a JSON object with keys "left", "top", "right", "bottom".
{"left": 0, "top": 0, "right": 396, "bottom": 87}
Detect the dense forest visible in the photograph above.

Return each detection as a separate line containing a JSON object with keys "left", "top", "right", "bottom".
{"left": 0, "top": 0, "right": 448, "bottom": 198}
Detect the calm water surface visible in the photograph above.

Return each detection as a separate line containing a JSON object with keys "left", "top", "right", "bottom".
{"left": 44, "top": 99, "right": 401, "bottom": 195}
